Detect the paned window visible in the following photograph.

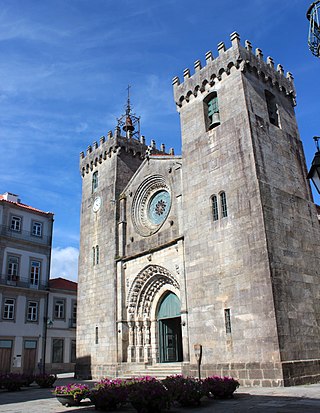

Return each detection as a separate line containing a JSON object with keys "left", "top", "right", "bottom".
{"left": 224, "top": 308, "right": 232, "bottom": 334}
{"left": 92, "top": 246, "right": 99, "bottom": 265}
{"left": 32, "top": 222, "right": 42, "bottom": 237}
{"left": 212, "top": 195, "right": 219, "bottom": 221}
{"left": 10, "top": 216, "right": 21, "bottom": 231}
{"left": 92, "top": 171, "right": 98, "bottom": 192}
{"left": 27, "top": 301, "right": 38, "bottom": 322}
{"left": 30, "top": 260, "right": 41, "bottom": 286}
{"left": 96, "top": 245, "right": 99, "bottom": 264}
{"left": 92, "top": 247, "right": 96, "bottom": 266}
{"left": 52, "top": 339, "right": 64, "bottom": 363}
{"left": 220, "top": 192, "right": 228, "bottom": 218}
{"left": 7, "top": 256, "right": 19, "bottom": 279}
{"left": 54, "top": 299, "right": 65, "bottom": 319}
{"left": 3, "top": 298, "right": 15, "bottom": 320}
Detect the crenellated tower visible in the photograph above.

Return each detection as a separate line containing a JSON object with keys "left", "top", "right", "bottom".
{"left": 173, "top": 32, "right": 320, "bottom": 386}
{"left": 77, "top": 33, "right": 320, "bottom": 386}
{"left": 76, "top": 102, "right": 170, "bottom": 378}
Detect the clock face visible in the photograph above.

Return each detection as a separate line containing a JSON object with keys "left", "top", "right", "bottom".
{"left": 93, "top": 196, "right": 101, "bottom": 212}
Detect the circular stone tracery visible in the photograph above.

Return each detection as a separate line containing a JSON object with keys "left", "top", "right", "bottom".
{"left": 132, "top": 175, "right": 171, "bottom": 237}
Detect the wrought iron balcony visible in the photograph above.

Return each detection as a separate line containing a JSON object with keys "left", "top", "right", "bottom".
{"left": 0, "top": 273, "right": 48, "bottom": 290}
{"left": 0, "top": 225, "right": 52, "bottom": 246}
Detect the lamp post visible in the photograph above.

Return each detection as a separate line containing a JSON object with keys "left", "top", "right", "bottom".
{"left": 307, "top": 1, "right": 320, "bottom": 57}
{"left": 307, "top": 137, "right": 320, "bottom": 194}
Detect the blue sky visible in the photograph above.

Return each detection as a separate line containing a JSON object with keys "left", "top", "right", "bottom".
{"left": 1, "top": 0, "right": 319, "bottom": 281}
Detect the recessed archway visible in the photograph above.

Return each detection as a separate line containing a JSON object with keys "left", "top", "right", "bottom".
{"left": 157, "top": 292, "right": 183, "bottom": 363}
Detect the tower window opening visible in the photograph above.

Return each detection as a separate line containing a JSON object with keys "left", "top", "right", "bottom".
{"left": 96, "top": 245, "right": 99, "bottom": 264}
{"left": 204, "top": 92, "right": 220, "bottom": 130}
{"left": 212, "top": 195, "right": 219, "bottom": 221}
{"left": 265, "top": 90, "right": 280, "bottom": 128}
{"left": 92, "top": 171, "right": 99, "bottom": 192}
{"left": 93, "top": 246, "right": 99, "bottom": 265}
{"left": 224, "top": 308, "right": 232, "bottom": 334}
{"left": 220, "top": 192, "right": 228, "bottom": 218}
{"left": 95, "top": 326, "right": 99, "bottom": 344}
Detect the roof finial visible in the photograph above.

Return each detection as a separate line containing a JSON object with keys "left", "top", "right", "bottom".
{"left": 117, "top": 85, "right": 141, "bottom": 139}
{"left": 126, "top": 84, "right": 131, "bottom": 116}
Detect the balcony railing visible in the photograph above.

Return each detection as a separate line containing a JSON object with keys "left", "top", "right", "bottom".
{"left": 0, "top": 274, "right": 48, "bottom": 290}
{"left": 69, "top": 318, "right": 77, "bottom": 328}
{"left": 0, "top": 225, "right": 51, "bottom": 246}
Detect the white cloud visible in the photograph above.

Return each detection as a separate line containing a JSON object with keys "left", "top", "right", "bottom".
{"left": 50, "top": 246, "right": 79, "bottom": 282}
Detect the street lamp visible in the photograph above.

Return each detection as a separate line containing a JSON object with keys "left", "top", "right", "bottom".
{"left": 307, "top": 137, "right": 320, "bottom": 194}
{"left": 307, "top": 1, "right": 320, "bottom": 57}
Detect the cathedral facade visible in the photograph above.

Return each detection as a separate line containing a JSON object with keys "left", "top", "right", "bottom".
{"left": 77, "top": 32, "right": 320, "bottom": 386}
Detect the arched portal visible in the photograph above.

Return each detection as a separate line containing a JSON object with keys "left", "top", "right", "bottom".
{"left": 126, "top": 265, "right": 180, "bottom": 364}
{"left": 157, "top": 292, "right": 183, "bottom": 363}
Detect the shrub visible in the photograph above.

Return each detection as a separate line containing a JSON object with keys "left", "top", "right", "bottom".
{"left": 0, "top": 373, "right": 24, "bottom": 391}
{"left": 162, "top": 375, "right": 204, "bottom": 407}
{"left": 128, "top": 376, "right": 170, "bottom": 413}
{"left": 21, "top": 373, "right": 35, "bottom": 387}
{"left": 34, "top": 373, "right": 56, "bottom": 388}
{"left": 202, "top": 375, "right": 240, "bottom": 399}
{"left": 90, "top": 378, "right": 128, "bottom": 411}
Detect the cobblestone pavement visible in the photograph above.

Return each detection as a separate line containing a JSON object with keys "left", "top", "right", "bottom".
{"left": 1, "top": 376, "right": 320, "bottom": 413}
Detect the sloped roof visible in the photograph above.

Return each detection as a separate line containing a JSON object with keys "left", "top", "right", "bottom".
{"left": 0, "top": 195, "right": 54, "bottom": 216}
{"left": 49, "top": 277, "right": 77, "bottom": 291}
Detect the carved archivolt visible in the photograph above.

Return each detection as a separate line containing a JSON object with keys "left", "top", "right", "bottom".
{"left": 127, "top": 265, "right": 179, "bottom": 318}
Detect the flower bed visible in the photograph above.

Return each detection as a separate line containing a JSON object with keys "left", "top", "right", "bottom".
{"left": 34, "top": 373, "right": 56, "bottom": 388}
{"left": 51, "top": 374, "right": 240, "bottom": 411}
{"left": 202, "top": 375, "right": 240, "bottom": 399}
{"left": 89, "top": 378, "right": 128, "bottom": 411}
{"left": 0, "top": 373, "right": 25, "bottom": 391}
{"left": 128, "top": 376, "right": 170, "bottom": 413}
{"left": 53, "top": 383, "right": 90, "bottom": 406}
{"left": 163, "top": 375, "right": 204, "bottom": 407}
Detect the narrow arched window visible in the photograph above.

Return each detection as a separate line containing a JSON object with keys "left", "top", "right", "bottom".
{"left": 265, "top": 90, "right": 280, "bottom": 128}
{"left": 204, "top": 92, "right": 220, "bottom": 130}
{"left": 92, "top": 171, "right": 98, "bottom": 192}
{"left": 212, "top": 195, "right": 219, "bottom": 221}
{"left": 92, "top": 247, "right": 96, "bottom": 266}
{"left": 220, "top": 192, "right": 228, "bottom": 218}
{"left": 96, "top": 245, "right": 99, "bottom": 265}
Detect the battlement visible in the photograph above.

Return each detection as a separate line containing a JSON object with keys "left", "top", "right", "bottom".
{"left": 80, "top": 126, "right": 173, "bottom": 176}
{"left": 173, "top": 32, "right": 296, "bottom": 108}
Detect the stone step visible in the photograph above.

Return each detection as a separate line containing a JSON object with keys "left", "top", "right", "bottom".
{"left": 119, "top": 363, "right": 182, "bottom": 379}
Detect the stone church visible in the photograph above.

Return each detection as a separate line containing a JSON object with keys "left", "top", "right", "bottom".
{"left": 77, "top": 32, "right": 320, "bottom": 386}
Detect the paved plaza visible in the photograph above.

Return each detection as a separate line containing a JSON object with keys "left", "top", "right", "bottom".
{"left": 1, "top": 376, "right": 320, "bottom": 413}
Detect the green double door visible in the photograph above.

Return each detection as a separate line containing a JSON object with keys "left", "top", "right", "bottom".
{"left": 157, "top": 292, "right": 183, "bottom": 363}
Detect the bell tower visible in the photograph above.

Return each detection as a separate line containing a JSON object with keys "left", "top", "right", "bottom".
{"left": 173, "top": 32, "right": 320, "bottom": 386}
{"left": 76, "top": 97, "right": 148, "bottom": 378}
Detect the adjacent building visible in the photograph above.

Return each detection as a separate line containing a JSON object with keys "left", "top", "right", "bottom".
{"left": 46, "top": 277, "right": 77, "bottom": 374}
{"left": 77, "top": 32, "right": 320, "bottom": 387}
{"left": 0, "top": 192, "right": 54, "bottom": 374}
{"left": 0, "top": 193, "right": 77, "bottom": 375}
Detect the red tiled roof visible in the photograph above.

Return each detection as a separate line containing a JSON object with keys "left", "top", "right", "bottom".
{"left": 49, "top": 277, "right": 77, "bottom": 291}
{"left": 0, "top": 196, "right": 53, "bottom": 216}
